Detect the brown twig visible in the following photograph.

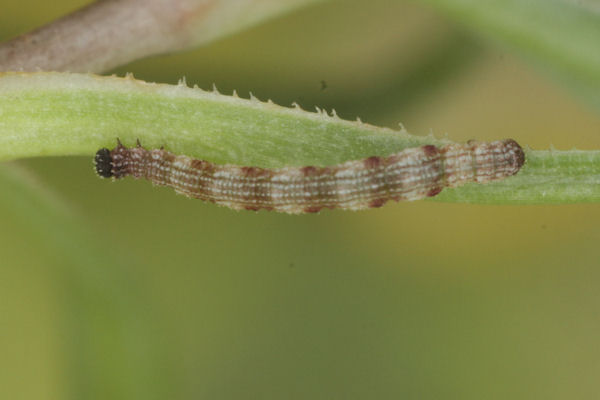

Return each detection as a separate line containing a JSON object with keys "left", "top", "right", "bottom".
{"left": 0, "top": 0, "right": 323, "bottom": 73}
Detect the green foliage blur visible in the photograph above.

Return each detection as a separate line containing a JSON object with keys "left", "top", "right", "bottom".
{"left": 1, "top": 1, "right": 600, "bottom": 399}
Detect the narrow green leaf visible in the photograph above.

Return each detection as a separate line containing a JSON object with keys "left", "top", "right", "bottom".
{"left": 0, "top": 72, "right": 445, "bottom": 166}
{"left": 421, "top": 0, "right": 600, "bottom": 110}
{"left": 437, "top": 149, "right": 600, "bottom": 203}
{"left": 1, "top": 71, "right": 599, "bottom": 204}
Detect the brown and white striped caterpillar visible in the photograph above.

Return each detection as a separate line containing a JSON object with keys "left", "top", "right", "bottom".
{"left": 94, "top": 139, "right": 525, "bottom": 214}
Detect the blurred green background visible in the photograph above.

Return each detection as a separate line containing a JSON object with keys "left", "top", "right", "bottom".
{"left": 2, "top": 1, "right": 600, "bottom": 399}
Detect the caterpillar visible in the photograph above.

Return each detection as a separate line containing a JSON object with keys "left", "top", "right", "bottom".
{"left": 94, "top": 139, "right": 525, "bottom": 213}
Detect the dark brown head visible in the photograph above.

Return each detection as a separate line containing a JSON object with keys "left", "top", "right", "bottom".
{"left": 94, "top": 148, "right": 114, "bottom": 178}
{"left": 502, "top": 139, "right": 526, "bottom": 175}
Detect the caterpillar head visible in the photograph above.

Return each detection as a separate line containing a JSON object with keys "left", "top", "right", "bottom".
{"left": 94, "top": 148, "right": 114, "bottom": 178}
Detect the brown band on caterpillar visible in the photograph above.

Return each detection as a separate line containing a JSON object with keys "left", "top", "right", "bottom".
{"left": 94, "top": 139, "right": 525, "bottom": 214}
